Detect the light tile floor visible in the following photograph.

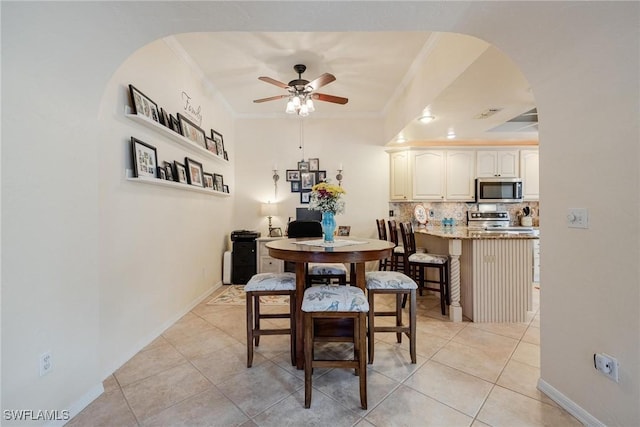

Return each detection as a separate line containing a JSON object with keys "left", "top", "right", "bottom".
{"left": 67, "top": 286, "right": 581, "bottom": 426}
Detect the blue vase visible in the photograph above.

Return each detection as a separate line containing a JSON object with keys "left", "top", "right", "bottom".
{"left": 321, "top": 212, "right": 336, "bottom": 243}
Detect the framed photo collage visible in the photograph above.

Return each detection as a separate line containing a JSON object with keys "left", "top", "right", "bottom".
{"left": 285, "top": 158, "right": 326, "bottom": 204}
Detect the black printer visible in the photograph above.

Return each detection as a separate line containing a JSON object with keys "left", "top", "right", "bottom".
{"left": 230, "top": 230, "right": 260, "bottom": 284}
{"left": 230, "top": 230, "right": 261, "bottom": 241}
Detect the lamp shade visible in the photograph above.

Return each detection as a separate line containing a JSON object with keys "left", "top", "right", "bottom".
{"left": 261, "top": 203, "right": 278, "bottom": 216}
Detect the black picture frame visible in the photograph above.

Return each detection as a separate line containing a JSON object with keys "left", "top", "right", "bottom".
{"left": 291, "top": 181, "right": 301, "bottom": 192}
{"left": 298, "top": 161, "right": 309, "bottom": 172}
{"left": 223, "top": 150, "right": 228, "bottom": 161}
{"left": 205, "top": 137, "right": 217, "bottom": 155}
{"left": 211, "top": 129, "right": 225, "bottom": 156}
{"left": 163, "top": 161, "right": 174, "bottom": 181}
{"left": 300, "top": 191, "right": 311, "bottom": 204}
{"left": 160, "top": 108, "right": 171, "bottom": 128}
{"left": 213, "top": 173, "right": 224, "bottom": 191}
{"left": 174, "top": 160, "right": 188, "bottom": 184}
{"left": 300, "top": 172, "right": 316, "bottom": 190}
{"left": 170, "top": 115, "right": 180, "bottom": 133}
{"left": 185, "top": 157, "right": 204, "bottom": 187}
{"left": 131, "top": 137, "right": 158, "bottom": 179}
{"left": 317, "top": 170, "right": 327, "bottom": 182}
{"left": 222, "top": 184, "right": 229, "bottom": 193}
{"left": 177, "top": 113, "right": 207, "bottom": 149}
{"left": 129, "top": 84, "right": 160, "bottom": 123}
{"left": 158, "top": 167, "right": 166, "bottom": 180}
{"left": 203, "top": 172, "right": 214, "bottom": 189}
{"left": 309, "top": 158, "right": 319, "bottom": 171}
{"left": 286, "top": 170, "right": 300, "bottom": 181}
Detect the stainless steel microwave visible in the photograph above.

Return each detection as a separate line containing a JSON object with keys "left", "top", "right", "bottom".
{"left": 475, "top": 177, "right": 523, "bottom": 203}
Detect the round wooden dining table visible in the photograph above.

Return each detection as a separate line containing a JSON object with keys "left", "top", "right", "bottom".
{"left": 266, "top": 237, "right": 395, "bottom": 369}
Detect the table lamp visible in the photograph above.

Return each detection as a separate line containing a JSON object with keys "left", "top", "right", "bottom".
{"left": 261, "top": 202, "right": 278, "bottom": 235}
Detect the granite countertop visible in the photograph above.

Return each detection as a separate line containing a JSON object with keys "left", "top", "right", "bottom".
{"left": 415, "top": 225, "right": 540, "bottom": 240}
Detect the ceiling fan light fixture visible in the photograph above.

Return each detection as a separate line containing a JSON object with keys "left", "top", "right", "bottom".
{"left": 285, "top": 100, "right": 296, "bottom": 114}
{"left": 306, "top": 98, "right": 315, "bottom": 112}
{"left": 292, "top": 95, "right": 301, "bottom": 108}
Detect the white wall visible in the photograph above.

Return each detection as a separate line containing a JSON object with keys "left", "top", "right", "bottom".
{"left": 1, "top": 2, "right": 638, "bottom": 426}
{"left": 97, "top": 38, "right": 234, "bottom": 378}
{"left": 233, "top": 117, "right": 388, "bottom": 238}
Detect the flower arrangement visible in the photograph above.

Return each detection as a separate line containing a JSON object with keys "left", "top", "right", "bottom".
{"left": 308, "top": 181, "right": 346, "bottom": 214}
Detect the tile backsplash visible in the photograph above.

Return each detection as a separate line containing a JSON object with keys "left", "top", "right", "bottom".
{"left": 388, "top": 201, "right": 540, "bottom": 227}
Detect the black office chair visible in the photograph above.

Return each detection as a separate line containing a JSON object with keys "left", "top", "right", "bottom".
{"left": 287, "top": 220, "right": 348, "bottom": 286}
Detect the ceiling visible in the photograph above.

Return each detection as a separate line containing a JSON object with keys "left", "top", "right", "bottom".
{"left": 170, "top": 31, "right": 538, "bottom": 145}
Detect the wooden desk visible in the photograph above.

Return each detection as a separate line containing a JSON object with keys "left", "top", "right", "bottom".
{"left": 266, "top": 238, "right": 394, "bottom": 369}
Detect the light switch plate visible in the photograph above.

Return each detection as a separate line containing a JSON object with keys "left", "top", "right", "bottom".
{"left": 567, "top": 208, "right": 588, "bottom": 229}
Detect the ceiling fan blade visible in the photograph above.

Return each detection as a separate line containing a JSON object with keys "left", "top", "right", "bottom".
{"left": 306, "top": 73, "right": 336, "bottom": 91}
{"left": 253, "top": 94, "right": 289, "bottom": 103}
{"left": 312, "top": 93, "right": 349, "bottom": 105}
{"left": 258, "top": 76, "right": 289, "bottom": 89}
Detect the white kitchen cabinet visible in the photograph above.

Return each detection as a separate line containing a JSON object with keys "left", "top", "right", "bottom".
{"left": 257, "top": 237, "right": 283, "bottom": 274}
{"left": 446, "top": 150, "right": 476, "bottom": 201}
{"left": 412, "top": 151, "right": 446, "bottom": 200}
{"left": 476, "top": 150, "right": 519, "bottom": 177}
{"left": 389, "top": 151, "right": 411, "bottom": 200}
{"left": 520, "top": 149, "right": 540, "bottom": 200}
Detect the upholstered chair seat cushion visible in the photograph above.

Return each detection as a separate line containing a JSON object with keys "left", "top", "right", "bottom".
{"left": 308, "top": 263, "right": 348, "bottom": 275}
{"left": 393, "top": 245, "right": 405, "bottom": 254}
{"left": 302, "top": 285, "right": 369, "bottom": 312}
{"left": 408, "top": 252, "right": 448, "bottom": 265}
{"left": 244, "top": 272, "right": 296, "bottom": 291}
{"left": 365, "top": 271, "right": 418, "bottom": 290}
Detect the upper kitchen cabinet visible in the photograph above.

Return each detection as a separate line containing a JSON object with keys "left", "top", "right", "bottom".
{"left": 446, "top": 151, "right": 476, "bottom": 201}
{"left": 389, "top": 150, "right": 411, "bottom": 200}
{"left": 412, "top": 151, "right": 446, "bottom": 200}
{"left": 520, "top": 149, "right": 540, "bottom": 200}
{"left": 476, "top": 150, "right": 519, "bottom": 177}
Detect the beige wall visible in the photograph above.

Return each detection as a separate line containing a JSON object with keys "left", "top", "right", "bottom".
{"left": 1, "top": 2, "right": 638, "bottom": 425}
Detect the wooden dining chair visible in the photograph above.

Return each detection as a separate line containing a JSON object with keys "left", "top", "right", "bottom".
{"left": 375, "top": 219, "right": 389, "bottom": 271}
{"left": 302, "top": 285, "right": 369, "bottom": 409}
{"left": 287, "top": 220, "right": 348, "bottom": 286}
{"left": 399, "top": 222, "right": 450, "bottom": 315}
{"left": 387, "top": 219, "right": 405, "bottom": 272}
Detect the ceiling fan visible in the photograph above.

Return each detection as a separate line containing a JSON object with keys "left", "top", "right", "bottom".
{"left": 253, "top": 64, "right": 348, "bottom": 116}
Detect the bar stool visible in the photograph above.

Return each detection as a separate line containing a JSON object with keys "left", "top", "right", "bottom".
{"left": 302, "top": 285, "right": 369, "bottom": 409}
{"left": 399, "top": 222, "right": 450, "bottom": 315}
{"left": 387, "top": 219, "right": 405, "bottom": 272}
{"left": 245, "top": 272, "right": 297, "bottom": 368}
{"left": 365, "top": 271, "right": 417, "bottom": 364}
{"left": 375, "top": 219, "right": 389, "bottom": 271}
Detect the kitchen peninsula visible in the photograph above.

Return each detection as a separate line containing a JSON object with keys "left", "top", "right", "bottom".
{"left": 414, "top": 226, "right": 539, "bottom": 322}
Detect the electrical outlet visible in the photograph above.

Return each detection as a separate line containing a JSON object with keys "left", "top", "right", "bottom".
{"left": 388, "top": 210, "right": 394, "bottom": 217}
{"left": 594, "top": 353, "right": 619, "bottom": 382}
{"left": 40, "top": 351, "right": 52, "bottom": 376}
{"left": 567, "top": 208, "right": 588, "bottom": 229}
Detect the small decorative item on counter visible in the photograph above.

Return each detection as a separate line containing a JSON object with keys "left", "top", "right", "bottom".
{"left": 442, "top": 217, "right": 455, "bottom": 227}
{"left": 520, "top": 206, "right": 534, "bottom": 226}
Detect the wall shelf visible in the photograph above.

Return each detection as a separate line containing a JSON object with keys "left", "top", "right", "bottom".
{"left": 126, "top": 170, "right": 230, "bottom": 197}
{"left": 125, "top": 111, "right": 228, "bottom": 164}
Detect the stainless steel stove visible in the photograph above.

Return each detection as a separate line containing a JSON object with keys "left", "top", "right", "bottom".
{"left": 467, "top": 211, "right": 535, "bottom": 234}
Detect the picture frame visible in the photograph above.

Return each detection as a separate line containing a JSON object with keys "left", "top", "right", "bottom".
{"left": 337, "top": 226, "right": 351, "bottom": 236}
{"left": 211, "top": 129, "right": 225, "bottom": 156}
{"left": 158, "top": 167, "right": 166, "bottom": 180}
{"left": 317, "top": 170, "right": 327, "bottom": 182}
{"left": 290, "top": 181, "right": 301, "bottom": 192}
{"left": 298, "top": 161, "right": 309, "bottom": 172}
{"left": 223, "top": 150, "right": 228, "bottom": 161}
{"left": 300, "top": 191, "right": 311, "bottom": 204}
{"left": 160, "top": 108, "right": 171, "bottom": 128}
{"left": 203, "top": 172, "right": 214, "bottom": 189}
{"left": 177, "top": 113, "right": 207, "bottom": 149}
{"left": 300, "top": 172, "right": 316, "bottom": 190}
{"left": 130, "top": 137, "right": 158, "bottom": 179}
{"left": 309, "top": 158, "right": 319, "bottom": 171}
{"left": 173, "top": 160, "right": 188, "bottom": 184}
{"left": 163, "top": 161, "right": 174, "bottom": 181}
{"left": 170, "top": 115, "right": 180, "bottom": 133}
{"left": 185, "top": 157, "right": 204, "bottom": 187}
{"left": 129, "top": 84, "right": 160, "bottom": 123}
{"left": 269, "top": 227, "right": 282, "bottom": 237}
{"left": 213, "top": 173, "right": 224, "bottom": 191}
{"left": 205, "top": 137, "right": 217, "bottom": 155}
{"left": 222, "top": 184, "right": 229, "bottom": 193}
{"left": 286, "top": 170, "right": 301, "bottom": 181}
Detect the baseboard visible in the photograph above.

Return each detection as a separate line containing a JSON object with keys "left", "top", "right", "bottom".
{"left": 44, "top": 383, "right": 104, "bottom": 427}
{"left": 101, "top": 282, "right": 220, "bottom": 380}
{"left": 538, "top": 378, "right": 604, "bottom": 427}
